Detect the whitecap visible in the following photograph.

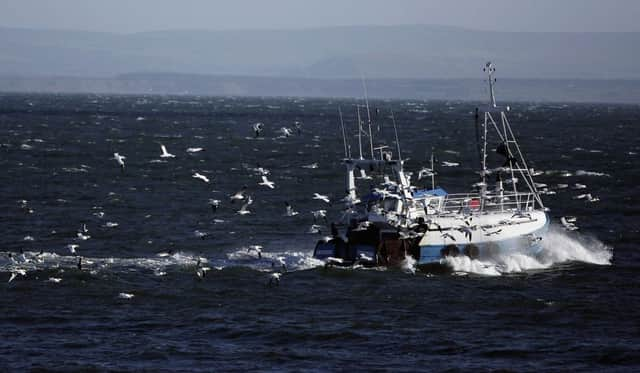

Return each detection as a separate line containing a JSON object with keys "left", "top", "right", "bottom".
{"left": 442, "top": 226, "right": 612, "bottom": 276}
{"left": 575, "top": 170, "right": 611, "bottom": 177}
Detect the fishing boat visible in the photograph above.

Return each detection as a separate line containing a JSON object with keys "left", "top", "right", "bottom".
{"left": 313, "top": 62, "right": 549, "bottom": 268}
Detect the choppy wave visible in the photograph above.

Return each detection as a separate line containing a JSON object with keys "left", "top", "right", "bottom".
{"left": 0, "top": 248, "right": 323, "bottom": 281}
{"left": 575, "top": 170, "right": 611, "bottom": 177}
{"left": 442, "top": 225, "right": 613, "bottom": 276}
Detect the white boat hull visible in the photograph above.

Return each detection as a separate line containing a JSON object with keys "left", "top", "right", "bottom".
{"left": 418, "top": 210, "right": 549, "bottom": 264}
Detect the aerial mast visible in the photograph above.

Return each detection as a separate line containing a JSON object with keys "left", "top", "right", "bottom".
{"left": 338, "top": 106, "right": 349, "bottom": 158}
{"left": 356, "top": 105, "right": 364, "bottom": 159}
{"left": 361, "top": 76, "right": 375, "bottom": 159}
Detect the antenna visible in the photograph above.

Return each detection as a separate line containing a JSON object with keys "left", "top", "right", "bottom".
{"left": 338, "top": 106, "right": 348, "bottom": 158}
{"left": 356, "top": 105, "right": 363, "bottom": 159}
{"left": 361, "top": 76, "right": 375, "bottom": 158}
{"left": 390, "top": 109, "right": 402, "bottom": 160}
{"left": 430, "top": 148, "right": 435, "bottom": 190}
{"left": 483, "top": 61, "right": 497, "bottom": 108}
{"left": 474, "top": 107, "right": 483, "bottom": 171}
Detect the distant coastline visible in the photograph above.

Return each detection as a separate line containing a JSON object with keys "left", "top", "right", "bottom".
{"left": 1, "top": 74, "right": 640, "bottom": 104}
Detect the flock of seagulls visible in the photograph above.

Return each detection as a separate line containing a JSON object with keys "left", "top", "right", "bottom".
{"left": 7, "top": 113, "right": 608, "bottom": 287}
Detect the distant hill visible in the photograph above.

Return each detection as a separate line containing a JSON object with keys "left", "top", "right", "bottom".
{"left": 1, "top": 25, "right": 639, "bottom": 79}
{"left": 3, "top": 74, "right": 640, "bottom": 104}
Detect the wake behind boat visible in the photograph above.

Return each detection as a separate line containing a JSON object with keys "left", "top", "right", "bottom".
{"left": 314, "top": 62, "right": 549, "bottom": 269}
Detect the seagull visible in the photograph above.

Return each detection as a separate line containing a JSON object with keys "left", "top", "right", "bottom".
{"left": 357, "top": 252, "right": 374, "bottom": 262}
{"left": 230, "top": 186, "right": 248, "bottom": 203}
{"left": 483, "top": 228, "right": 502, "bottom": 236}
{"left": 186, "top": 147, "right": 204, "bottom": 153}
{"left": 247, "top": 245, "right": 263, "bottom": 259}
{"left": 313, "top": 193, "right": 330, "bottom": 204}
{"left": 159, "top": 144, "right": 175, "bottom": 158}
{"left": 156, "top": 249, "right": 174, "bottom": 257}
{"left": 76, "top": 232, "right": 90, "bottom": 241}
{"left": 573, "top": 183, "right": 587, "bottom": 190}
{"left": 258, "top": 175, "right": 275, "bottom": 189}
{"left": 253, "top": 122, "right": 264, "bottom": 137}
{"left": 418, "top": 168, "right": 434, "bottom": 180}
{"left": 280, "top": 127, "right": 293, "bottom": 137}
{"left": 196, "top": 265, "right": 210, "bottom": 279}
{"left": 208, "top": 199, "right": 221, "bottom": 213}
{"left": 237, "top": 196, "right": 253, "bottom": 215}
{"left": 268, "top": 272, "right": 281, "bottom": 286}
{"left": 442, "top": 161, "right": 460, "bottom": 167}
{"left": 456, "top": 225, "right": 473, "bottom": 242}
{"left": 560, "top": 216, "right": 579, "bottom": 231}
{"left": 308, "top": 224, "right": 323, "bottom": 234}
{"left": 311, "top": 209, "right": 328, "bottom": 223}
{"left": 272, "top": 256, "right": 287, "bottom": 271}
{"left": 67, "top": 244, "right": 79, "bottom": 255}
{"left": 192, "top": 172, "right": 210, "bottom": 183}
{"left": 194, "top": 230, "right": 208, "bottom": 239}
{"left": 326, "top": 257, "right": 345, "bottom": 266}
{"left": 382, "top": 175, "right": 398, "bottom": 188}
{"left": 441, "top": 232, "right": 457, "bottom": 241}
{"left": 254, "top": 166, "right": 270, "bottom": 176}
{"left": 354, "top": 221, "right": 371, "bottom": 231}
{"left": 355, "top": 168, "right": 372, "bottom": 180}
{"left": 8, "top": 269, "right": 27, "bottom": 283}
{"left": 118, "top": 292, "right": 134, "bottom": 299}
{"left": 47, "top": 277, "right": 62, "bottom": 283}
{"left": 573, "top": 193, "right": 592, "bottom": 200}
{"left": 285, "top": 202, "right": 299, "bottom": 216}
{"left": 113, "top": 153, "right": 126, "bottom": 172}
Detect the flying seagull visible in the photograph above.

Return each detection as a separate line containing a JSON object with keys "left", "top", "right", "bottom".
{"left": 268, "top": 272, "right": 281, "bottom": 286}
{"left": 313, "top": 193, "right": 330, "bottom": 204}
{"left": 160, "top": 144, "right": 175, "bottom": 158}
{"left": 208, "top": 199, "right": 221, "bottom": 213}
{"left": 253, "top": 122, "right": 264, "bottom": 137}
{"left": 113, "top": 153, "right": 126, "bottom": 172}
{"left": 192, "top": 172, "right": 210, "bottom": 183}
{"left": 311, "top": 210, "right": 328, "bottom": 223}
{"left": 237, "top": 196, "right": 253, "bottom": 215}
{"left": 284, "top": 202, "right": 298, "bottom": 216}
{"left": 230, "top": 186, "right": 248, "bottom": 203}
{"left": 258, "top": 175, "right": 275, "bottom": 189}
{"left": 247, "top": 245, "right": 263, "bottom": 259}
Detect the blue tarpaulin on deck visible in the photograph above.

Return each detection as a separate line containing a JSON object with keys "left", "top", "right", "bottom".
{"left": 413, "top": 187, "right": 448, "bottom": 198}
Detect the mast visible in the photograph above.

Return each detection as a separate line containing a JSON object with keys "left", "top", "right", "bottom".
{"left": 390, "top": 109, "right": 402, "bottom": 160}
{"left": 362, "top": 76, "right": 375, "bottom": 158}
{"left": 430, "top": 149, "right": 435, "bottom": 190}
{"left": 481, "top": 61, "right": 544, "bottom": 210}
{"left": 338, "top": 106, "right": 348, "bottom": 158}
{"left": 356, "top": 105, "right": 363, "bottom": 159}
{"left": 484, "top": 62, "right": 497, "bottom": 108}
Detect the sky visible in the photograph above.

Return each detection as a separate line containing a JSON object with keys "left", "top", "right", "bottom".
{"left": 0, "top": 0, "right": 639, "bottom": 33}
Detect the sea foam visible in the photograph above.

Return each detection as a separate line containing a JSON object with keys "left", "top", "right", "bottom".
{"left": 442, "top": 225, "right": 612, "bottom": 276}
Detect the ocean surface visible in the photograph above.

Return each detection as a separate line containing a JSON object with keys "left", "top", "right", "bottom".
{"left": 1, "top": 93, "right": 638, "bottom": 372}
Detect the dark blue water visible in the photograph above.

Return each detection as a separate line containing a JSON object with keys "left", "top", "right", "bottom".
{"left": 1, "top": 93, "right": 639, "bottom": 371}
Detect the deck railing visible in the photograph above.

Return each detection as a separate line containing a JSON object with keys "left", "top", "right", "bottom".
{"left": 438, "top": 191, "right": 537, "bottom": 215}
